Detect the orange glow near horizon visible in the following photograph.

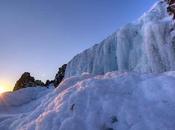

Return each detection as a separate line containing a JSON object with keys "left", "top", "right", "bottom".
{"left": 0, "top": 83, "right": 12, "bottom": 93}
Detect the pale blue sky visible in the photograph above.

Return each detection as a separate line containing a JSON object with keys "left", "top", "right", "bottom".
{"left": 0, "top": 0, "right": 157, "bottom": 90}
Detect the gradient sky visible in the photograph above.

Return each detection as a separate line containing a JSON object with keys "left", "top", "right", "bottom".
{"left": 0, "top": 0, "right": 157, "bottom": 91}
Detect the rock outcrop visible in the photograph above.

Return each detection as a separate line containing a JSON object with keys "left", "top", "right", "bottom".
{"left": 53, "top": 64, "right": 67, "bottom": 87}
{"left": 13, "top": 72, "right": 45, "bottom": 91}
{"left": 13, "top": 64, "right": 67, "bottom": 91}
{"left": 45, "top": 80, "right": 54, "bottom": 87}
{"left": 166, "top": 0, "right": 175, "bottom": 19}
{"left": 44, "top": 64, "right": 67, "bottom": 87}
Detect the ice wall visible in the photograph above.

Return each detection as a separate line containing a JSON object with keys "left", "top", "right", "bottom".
{"left": 65, "top": 1, "right": 175, "bottom": 78}
{"left": 65, "top": 33, "right": 117, "bottom": 77}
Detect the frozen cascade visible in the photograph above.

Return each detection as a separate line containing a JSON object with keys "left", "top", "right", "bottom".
{"left": 65, "top": 1, "right": 175, "bottom": 78}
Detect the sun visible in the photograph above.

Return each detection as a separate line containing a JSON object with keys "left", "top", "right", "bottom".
{"left": 0, "top": 85, "right": 7, "bottom": 93}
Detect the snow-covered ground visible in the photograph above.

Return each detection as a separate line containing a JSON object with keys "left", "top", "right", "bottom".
{"left": 1, "top": 1, "right": 175, "bottom": 130}
{"left": 65, "top": 1, "right": 175, "bottom": 78}
{"left": 0, "top": 71, "right": 175, "bottom": 130}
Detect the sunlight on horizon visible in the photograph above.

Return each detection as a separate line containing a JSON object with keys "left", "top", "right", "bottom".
{"left": 0, "top": 83, "right": 12, "bottom": 93}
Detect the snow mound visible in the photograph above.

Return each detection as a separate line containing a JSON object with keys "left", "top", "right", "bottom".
{"left": 0, "top": 71, "right": 175, "bottom": 130}
{"left": 65, "top": 1, "right": 175, "bottom": 78}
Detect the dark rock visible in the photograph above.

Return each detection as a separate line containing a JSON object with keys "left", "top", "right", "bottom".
{"left": 13, "top": 64, "right": 67, "bottom": 91}
{"left": 70, "top": 104, "right": 75, "bottom": 111}
{"left": 53, "top": 64, "right": 67, "bottom": 87}
{"left": 101, "top": 124, "right": 113, "bottom": 130}
{"left": 13, "top": 72, "right": 45, "bottom": 91}
{"left": 35, "top": 80, "right": 45, "bottom": 86}
{"left": 166, "top": 0, "right": 175, "bottom": 19}
{"left": 111, "top": 116, "right": 118, "bottom": 124}
{"left": 166, "top": 0, "right": 175, "bottom": 5}
{"left": 45, "top": 80, "right": 54, "bottom": 86}
{"left": 107, "top": 128, "right": 113, "bottom": 130}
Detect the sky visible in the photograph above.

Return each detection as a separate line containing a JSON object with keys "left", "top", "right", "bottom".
{"left": 0, "top": 0, "right": 157, "bottom": 91}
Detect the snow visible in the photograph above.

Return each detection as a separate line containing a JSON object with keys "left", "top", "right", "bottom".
{"left": 65, "top": 1, "right": 175, "bottom": 78}
{"left": 1, "top": 1, "right": 175, "bottom": 130}
{"left": 0, "top": 71, "right": 175, "bottom": 130}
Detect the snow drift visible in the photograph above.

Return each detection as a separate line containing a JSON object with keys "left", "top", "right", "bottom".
{"left": 65, "top": 1, "right": 175, "bottom": 78}
{"left": 1, "top": 71, "right": 175, "bottom": 130}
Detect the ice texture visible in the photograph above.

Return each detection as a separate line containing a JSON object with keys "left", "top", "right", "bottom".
{"left": 1, "top": 71, "right": 175, "bottom": 130}
{"left": 1, "top": 1, "right": 175, "bottom": 130}
{"left": 65, "top": 1, "right": 175, "bottom": 78}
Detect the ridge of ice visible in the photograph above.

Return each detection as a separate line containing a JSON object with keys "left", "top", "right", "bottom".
{"left": 65, "top": 1, "right": 175, "bottom": 78}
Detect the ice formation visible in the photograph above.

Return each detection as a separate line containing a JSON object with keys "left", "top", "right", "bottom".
{"left": 1, "top": 71, "right": 175, "bottom": 130}
{"left": 65, "top": 1, "right": 175, "bottom": 78}
{"left": 1, "top": 1, "right": 175, "bottom": 130}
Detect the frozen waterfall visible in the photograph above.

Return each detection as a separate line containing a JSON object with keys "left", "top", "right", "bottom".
{"left": 65, "top": 1, "right": 175, "bottom": 78}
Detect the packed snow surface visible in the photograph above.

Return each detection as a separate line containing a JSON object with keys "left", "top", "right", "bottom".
{"left": 0, "top": 71, "right": 175, "bottom": 130}
{"left": 65, "top": 1, "right": 175, "bottom": 78}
